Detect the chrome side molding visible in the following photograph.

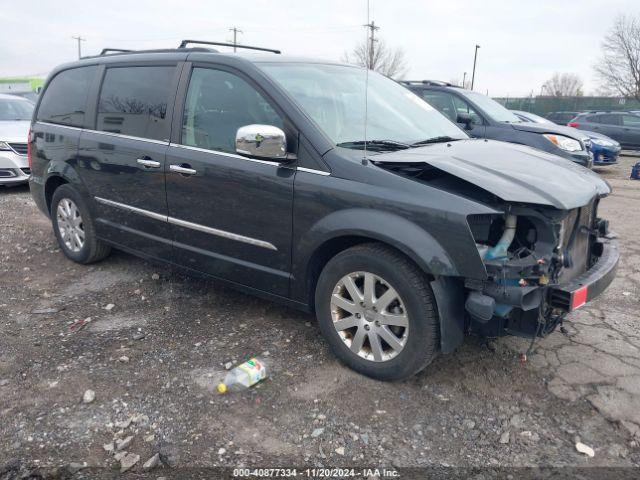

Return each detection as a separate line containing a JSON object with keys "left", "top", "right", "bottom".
{"left": 167, "top": 217, "right": 277, "bottom": 250}
{"left": 94, "top": 196, "right": 277, "bottom": 251}
{"left": 95, "top": 197, "right": 168, "bottom": 222}
{"left": 296, "top": 167, "right": 330, "bottom": 176}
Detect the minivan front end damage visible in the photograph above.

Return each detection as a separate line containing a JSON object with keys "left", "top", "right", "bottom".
{"left": 372, "top": 141, "right": 619, "bottom": 348}
{"left": 464, "top": 201, "right": 619, "bottom": 340}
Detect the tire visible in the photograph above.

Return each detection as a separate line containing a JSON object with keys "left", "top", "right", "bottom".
{"left": 315, "top": 243, "right": 440, "bottom": 381}
{"left": 51, "top": 184, "right": 111, "bottom": 264}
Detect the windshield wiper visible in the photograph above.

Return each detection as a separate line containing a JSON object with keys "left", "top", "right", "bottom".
{"left": 410, "top": 136, "right": 461, "bottom": 147}
{"left": 337, "top": 140, "right": 410, "bottom": 151}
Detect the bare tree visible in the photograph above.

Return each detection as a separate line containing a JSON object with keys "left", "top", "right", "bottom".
{"left": 595, "top": 14, "right": 640, "bottom": 100}
{"left": 343, "top": 38, "right": 408, "bottom": 78}
{"left": 541, "top": 73, "right": 584, "bottom": 96}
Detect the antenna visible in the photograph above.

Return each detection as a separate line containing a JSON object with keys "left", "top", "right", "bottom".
{"left": 362, "top": 0, "right": 372, "bottom": 164}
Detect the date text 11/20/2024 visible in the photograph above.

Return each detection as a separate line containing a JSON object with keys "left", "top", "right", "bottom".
{"left": 232, "top": 468, "right": 400, "bottom": 477}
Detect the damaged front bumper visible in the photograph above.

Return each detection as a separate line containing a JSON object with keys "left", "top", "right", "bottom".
{"left": 464, "top": 235, "right": 619, "bottom": 339}
{"left": 548, "top": 236, "right": 619, "bottom": 312}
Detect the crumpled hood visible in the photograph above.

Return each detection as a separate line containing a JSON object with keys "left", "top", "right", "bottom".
{"left": 509, "top": 121, "right": 589, "bottom": 142}
{"left": 0, "top": 121, "right": 30, "bottom": 143}
{"left": 373, "top": 139, "right": 611, "bottom": 210}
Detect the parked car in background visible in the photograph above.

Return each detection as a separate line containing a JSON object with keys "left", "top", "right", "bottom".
{"left": 568, "top": 111, "right": 640, "bottom": 150}
{"left": 0, "top": 93, "right": 33, "bottom": 185}
{"left": 402, "top": 81, "right": 592, "bottom": 167}
{"left": 12, "top": 91, "right": 39, "bottom": 103}
{"left": 546, "top": 111, "right": 579, "bottom": 125}
{"left": 585, "top": 131, "right": 622, "bottom": 165}
{"left": 512, "top": 110, "right": 620, "bottom": 166}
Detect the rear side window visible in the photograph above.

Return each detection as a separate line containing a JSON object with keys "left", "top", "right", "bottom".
{"left": 37, "top": 66, "right": 96, "bottom": 127}
{"left": 622, "top": 115, "right": 640, "bottom": 128}
{"left": 97, "top": 66, "right": 175, "bottom": 141}
{"left": 181, "top": 68, "right": 283, "bottom": 153}
{"left": 590, "top": 114, "right": 619, "bottom": 125}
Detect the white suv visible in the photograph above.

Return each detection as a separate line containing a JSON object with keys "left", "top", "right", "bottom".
{"left": 0, "top": 93, "right": 33, "bottom": 185}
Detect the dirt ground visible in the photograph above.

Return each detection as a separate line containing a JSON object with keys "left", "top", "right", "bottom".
{"left": 1, "top": 155, "right": 639, "bottom": 478}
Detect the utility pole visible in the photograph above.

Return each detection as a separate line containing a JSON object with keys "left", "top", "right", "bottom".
{"left": 72, "top": 35, "right": 86, "bottom": 59}
{"left": 471, "top": 44, "right": 480, "bottom": 90}
{"left": 363, "top": 20, "right": 379, "bottom": 70}
{"left": 462, "top": 72, "right": 467, "bottom": 88}
{"left": 229, "top": 27, "right": 243, "bottom": 52}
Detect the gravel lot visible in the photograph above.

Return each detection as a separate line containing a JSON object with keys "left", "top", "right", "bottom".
{"left": 1, "top": 155, "right": 639, "bottom": 477}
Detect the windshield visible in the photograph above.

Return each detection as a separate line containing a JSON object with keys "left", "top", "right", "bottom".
{"left": 258, "top": 63, "right": 467, "bottom": 148}
{"left": 0, "top": 97, "right": 34, "bottom": 121}
{"left": 460, "top": 91, "right": 522, "bottom": 123}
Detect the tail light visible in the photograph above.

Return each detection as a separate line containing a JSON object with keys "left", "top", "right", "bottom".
{"left": 27, "top": 128, "right": 33, "bottom": 169}
{"left": 567, "top": 122, "right": 579, "bottom": 128}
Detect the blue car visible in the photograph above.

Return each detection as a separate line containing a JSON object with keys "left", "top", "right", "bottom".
{"left": 584, "top": 130, "right": 621, "bottom": 166}
{"left": 511, "top": 110, "right": 620, "bottom": 166}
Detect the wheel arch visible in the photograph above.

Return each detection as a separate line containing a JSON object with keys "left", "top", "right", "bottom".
{"left": 43, "top": 162, "right": 89, "bottom": 214}
{"left": 296, "top": 209, "right": 467, "bottom": 355}
{"left": 44, "top": 174, "right": 69, "bottom": 214}
{"left": 296, "top": 209, "right": 459, "bottom": 307}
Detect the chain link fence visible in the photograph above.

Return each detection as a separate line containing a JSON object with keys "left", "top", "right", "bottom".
{"left": 494, "top": 96, "right": 640, "bottom": 116}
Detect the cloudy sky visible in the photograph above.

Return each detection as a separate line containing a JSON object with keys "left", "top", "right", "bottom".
{"left": 0, "top": 0, "right": 637, "bottom": 96}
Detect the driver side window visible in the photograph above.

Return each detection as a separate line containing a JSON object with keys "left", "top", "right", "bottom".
{"left": 451, "top": 96, "right": 483, "bottom": 125}
{"left": 182, "top": 68, "right": 284, "bottom": 154}
{"left": 422, "top": 90, "right": 482, "bottom": 125}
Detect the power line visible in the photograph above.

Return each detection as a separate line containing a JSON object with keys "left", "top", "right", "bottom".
{"left": 363, "top": 20, "right": 379, "bottom": 69}
{"left": 71, "top": 35, "right": 86, "bottom": 59}
{"left": 229, "top": 27, "right": 243, "bottom": 52}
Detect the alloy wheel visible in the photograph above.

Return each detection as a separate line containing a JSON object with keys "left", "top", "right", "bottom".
{"left": 56, "top": 198, "right": 85, "bottom": 253}
{"left": 330, "top": 271, "right": 409, "bottom": 362}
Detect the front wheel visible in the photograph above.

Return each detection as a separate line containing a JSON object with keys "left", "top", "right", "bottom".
{"left": 51, "top": 184, "right": 111, "bottom": 264}
{"left": 315, "top": 243, "right": 440, "bottom": 381}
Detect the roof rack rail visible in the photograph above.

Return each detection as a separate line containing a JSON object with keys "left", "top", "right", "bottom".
{"left": 399, "top": 80, "right": 455, "bottom": 87}
{"left": 100, "top": 48, "right": 134, "bottom": 55}
{"left": 178, "top": 40, "right": 281, "bottom": 54}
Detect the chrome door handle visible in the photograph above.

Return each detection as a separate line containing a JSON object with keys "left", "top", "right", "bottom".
{"left": 137, "top": 158, "right": 161, "bottom": 168}
{"left": 170, "top": 164, "right": 197, "bottom": 176}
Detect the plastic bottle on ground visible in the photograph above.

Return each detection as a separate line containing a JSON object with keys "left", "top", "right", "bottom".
{"left": 217, "top": 358, "right": 268, "bottom": 393}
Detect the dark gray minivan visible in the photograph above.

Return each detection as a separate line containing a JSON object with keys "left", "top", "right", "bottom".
{"left": 28, "top": 42, "right": 618, "bottom": 380}
{"left": 403, "top": 81, "right": 593, "bottom": 168}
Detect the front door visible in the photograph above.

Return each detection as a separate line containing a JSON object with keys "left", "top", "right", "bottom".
{"left": 165, "top": 66, "right": 295, "bottom": 296}
{"left": 78, "top": 64, "right": 180, "bottom": 260}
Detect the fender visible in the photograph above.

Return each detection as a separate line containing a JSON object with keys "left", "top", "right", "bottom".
{"left": 297, "top": 208, "right": 458, "bottom": 281}
{"left": 45, "top": 161, "right": 86, "bottom": 188}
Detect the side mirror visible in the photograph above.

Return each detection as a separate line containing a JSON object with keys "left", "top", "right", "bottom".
{"left": 457, "top": 112, "right": 474, "bottom": 130}
{"left": 236, "top": 124, "right": 287, "bottom": 161}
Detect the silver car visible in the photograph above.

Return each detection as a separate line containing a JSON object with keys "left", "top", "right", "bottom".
{"left": 0, "top": 93, "right": 33, "bottom": 185}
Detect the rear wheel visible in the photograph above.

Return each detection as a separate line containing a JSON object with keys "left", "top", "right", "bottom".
{"left": 51, "top": 184, "right": 111, "bottom": 264}
{"left": 315, "top": 243, "right": 440, "bottom": 380}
